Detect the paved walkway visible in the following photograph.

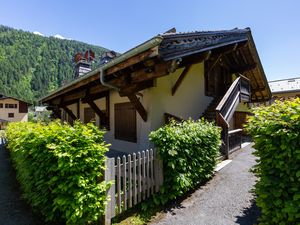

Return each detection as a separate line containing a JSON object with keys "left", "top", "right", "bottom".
{"left": 0, "top": 142, "right": 43, "bottom": 225}
{"left": 150, "top": 144, "right": 260, "bottom": 225}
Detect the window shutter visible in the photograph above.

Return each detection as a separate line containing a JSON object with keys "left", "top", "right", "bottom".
{"left": 19, "top": 101, "right": 28, "bottom": 113}
{"left": 115, "top": 102, "right": 137, "bottom": 142}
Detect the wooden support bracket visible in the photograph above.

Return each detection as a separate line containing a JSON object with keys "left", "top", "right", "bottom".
{"left": 127, "top": 94, "right": 147, "bottom": 122}
{"left": 171, "top": 65, "right": 192, "bottom": 96}
{"left": 61, "top": 105, "right": 77, "bottom": 121}
{"left": 86, "top": 99, "right": 108, "bottom": 124}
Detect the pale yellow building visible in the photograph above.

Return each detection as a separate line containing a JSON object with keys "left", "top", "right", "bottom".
{"left": 0, "top": 94, "right": 31, "bottom": 129}
{"left": 41, "top": 28, "right": 271, "bottom": 157}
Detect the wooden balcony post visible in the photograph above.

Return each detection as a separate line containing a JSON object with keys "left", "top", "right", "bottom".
{"left": 222, "top": 126, "right": 229, "bottom": 159}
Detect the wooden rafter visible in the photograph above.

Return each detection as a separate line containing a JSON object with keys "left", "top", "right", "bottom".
{"left": 171, "top": 65, "right": 192, "bottom": 96}
{"left": 127, "top": 94, "right": 147, "bottom": 122}
{"left": 229, "top": 63, "right": 257, "bottom": 74}
{"left": 81, "top": 91, "right": 109, "bottom": 103}
{"left": 119, "top": 80, "right": 154, "bottom": 97}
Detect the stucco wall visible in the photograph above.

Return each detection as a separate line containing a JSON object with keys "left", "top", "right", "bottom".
{"left": 60, "top": 62, "right": 213, "bottom": 153}
{"left": 109, "top": 62, "right": 212, "bottom": 152}
{"left": 0, "top": 98, "right": 28, "bottom": 122}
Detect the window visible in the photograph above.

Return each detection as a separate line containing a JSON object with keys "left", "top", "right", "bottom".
{"left": 8, "top": 113, "right": 14, "bottom": 118}
{"left": 114, "top": 102, "right": 136, "bottom": 142}
{"left": 5, "top": 104, "right": 17, "bottom": 109}
{"left": 0, "top": 103, "right": 3, "bottom": 108}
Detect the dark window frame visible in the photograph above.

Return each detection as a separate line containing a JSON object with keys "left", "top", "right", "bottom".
{"left": 8, "top": 113, "right": 14, "bottom": 118}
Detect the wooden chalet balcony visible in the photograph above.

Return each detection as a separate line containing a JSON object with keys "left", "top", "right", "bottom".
{"left": 215, "top": 75, "right": 250, "bottom": 158}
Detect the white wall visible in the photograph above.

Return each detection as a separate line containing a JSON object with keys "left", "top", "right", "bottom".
{"left": 0, "top": 98, "right": 28, "bottom": 122}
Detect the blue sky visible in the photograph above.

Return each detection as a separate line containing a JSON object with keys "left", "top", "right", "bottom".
{"left": 0, "top": 0, "right": 299, "bottom": 81}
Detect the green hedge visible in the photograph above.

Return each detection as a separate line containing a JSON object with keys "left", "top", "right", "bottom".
{"left": 149, "top": 119, "right": 221, "bottom": 205}
{"left": 6, "top": 121, "right": 110, "bottom": 224}
{"left": 245, "top": 98, "right": 300, "bottom": 225}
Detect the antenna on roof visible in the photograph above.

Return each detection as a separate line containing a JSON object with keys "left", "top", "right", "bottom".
{"left": 163, "top": 27, "right": 176, "bottom": 34}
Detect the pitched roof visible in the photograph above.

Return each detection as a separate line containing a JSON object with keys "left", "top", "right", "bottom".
{"left": 159, "top": 28, "right": 249, "bottom": 60}
{"left": 0, "top": 94, "right": 32, "bottom": 105}
{"left": 41, "top": 27, "right": 271, "bottom": 103}
{"left": 269, "top": 77, "right": 300, "bottom": 94}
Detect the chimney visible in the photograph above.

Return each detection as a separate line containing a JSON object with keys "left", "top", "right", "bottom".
{"left": 74, "top": 50, "right": 95, "bottom": 78}
{"left": 99, "top": 51, "right": 117, "bottom": 65}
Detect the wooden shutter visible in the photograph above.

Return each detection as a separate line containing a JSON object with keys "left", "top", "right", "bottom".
{"left": 19, "top": 101, "right": 28, "bottom": 113}
{"left": 114, "top": 102, "right": 136, "bottom": 142}
{"left": 84, "top": 107, "right": 96, "bottom": 124}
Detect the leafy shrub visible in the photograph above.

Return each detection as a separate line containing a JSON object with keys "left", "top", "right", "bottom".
{"left": 245, "top": 98, "right": 300, "bottom": 225}
{"left": 149, "top": 119, "right": 221, "bottom": 205}
{"left": 6, "top": 121, "right": 111, "bottom": 224}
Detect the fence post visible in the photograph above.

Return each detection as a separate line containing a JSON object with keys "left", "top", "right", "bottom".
{"left": 104, "top": 158, "right": 115, "bottom": 225}
{"left": 154, "top": 149, "right": 163, "bottom": 192}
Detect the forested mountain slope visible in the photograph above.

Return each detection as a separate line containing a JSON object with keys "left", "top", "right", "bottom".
{"left": 0, "top": 25, "right": 109, "bottom": 103}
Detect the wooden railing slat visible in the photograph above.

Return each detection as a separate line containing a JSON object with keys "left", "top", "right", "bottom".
{"left": 133, "top": 153, "right": 137, "bottom": 205}
{"left": 117, "top": 157, "right": 122, "bottom": 214}
{"left": 128, "top": 154, "right": 132, "bottom": 208}
{"left": 122, "top": 155, "right": 127, "bottom": 211}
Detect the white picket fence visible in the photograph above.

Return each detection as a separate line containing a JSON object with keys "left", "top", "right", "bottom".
{"left": 104, "top": 149, "right": 163, "bottom": 225}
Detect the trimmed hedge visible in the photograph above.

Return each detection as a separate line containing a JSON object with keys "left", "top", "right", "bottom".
{"left": 149, "top": 119, "right": 221, "bottom": 205}
{"left": 245, "top": 98, "right": 300, "bottom": 225}
{"left": 6, "top": 121, "right": 110, "bottom": 225}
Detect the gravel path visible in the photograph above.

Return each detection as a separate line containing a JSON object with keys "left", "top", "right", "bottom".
{"left": 0, "top": 142, "right": 43, "bottom": 225}
{"left": 150, "top": 144, "right": 260, "bottom": 225}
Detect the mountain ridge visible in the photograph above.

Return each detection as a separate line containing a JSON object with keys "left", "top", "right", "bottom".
{"left": 0, "top": 25, "right": 110, "bottom": 103}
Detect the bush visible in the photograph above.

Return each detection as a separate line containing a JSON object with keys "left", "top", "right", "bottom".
{"left": 6, "top": 121, "right": 111, "bottom": 224}
{"left": 245, "top": 98, "right": 300, "bottom": 225}
{"left": 149, "top": 119, "right": 221, "bottom": 205}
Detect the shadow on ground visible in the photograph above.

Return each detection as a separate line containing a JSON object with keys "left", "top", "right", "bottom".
{"left": 0, "top": 144, "right": 45, "bottom": 225}
{"left": 235, "top": 199, "right": 260, "bottom": 225}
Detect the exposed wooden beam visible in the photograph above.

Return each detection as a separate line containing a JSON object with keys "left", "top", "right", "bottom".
{"left": 61, "top": 105, "right": 77, "bottom": 121}
{"left": 171, "top": 65, "right": 192, "bottom": 96}
{"left": 58, "top": 98, "right": 79, "bottom": 107}
{"left": 180, "top": 51, "right": 211, "bottom": 68}
{"left": 77, "top": 100, "right": 80, "bottom": 119}
{"left": 86, "top": 99, "right": 108, "bottom": 126}
{"left": 81, "top": 91, "right": 109, "bottom": 103}
{"left": 127, "top": 94, "right": 147, "bottom": 122}
{"left": 131, "top": 63, "right": 169, "bottom": 83}
{"left": 230, "top": 63, "right": 257, "bottom": 74}
{"left": 119, "top": 80, "right": 154, "bottom": 97}
{"left": 106, "top": 47, "right": 158, "bottom": 75}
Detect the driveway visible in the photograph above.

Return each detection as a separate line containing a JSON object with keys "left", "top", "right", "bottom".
{"left": 0, "top": 141, "right": 43, "bottom": 225}
{"left": 150, "top": 144, "right": 260, "bottom": 225}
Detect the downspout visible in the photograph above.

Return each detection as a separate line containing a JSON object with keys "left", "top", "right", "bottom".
{"left": 99, "top": 65, "right": 119, "bottom": 91}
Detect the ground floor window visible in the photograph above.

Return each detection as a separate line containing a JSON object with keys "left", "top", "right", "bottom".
{"left": 114, "top": 102, "right": 136, "bottom": 142}
{"left": 8, "top": 113, "right": 14, "bottom": 118}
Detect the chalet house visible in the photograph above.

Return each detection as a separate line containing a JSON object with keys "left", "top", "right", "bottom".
{"left": 41, "top": 28, "right": 271, "bottom": 157}
{"left": 269, "top": 77, "right": 300, "bottom": 100}
{"left": 0, "top": 94, "right": 31, "bottom": 129}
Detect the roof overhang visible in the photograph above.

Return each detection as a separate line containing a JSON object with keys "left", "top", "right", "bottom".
{"left": 40, "top": 28, "right": 271, "bottom": 105}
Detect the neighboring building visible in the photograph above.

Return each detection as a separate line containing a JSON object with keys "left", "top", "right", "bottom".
{"left": 41, "top": 28, "right": 271, "bottom": 156}
{"left": 0, "top": 94, "right": 31, "bottom": 129}
{"left": 269, "top": 77, "right": 300, "bottom": 99}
